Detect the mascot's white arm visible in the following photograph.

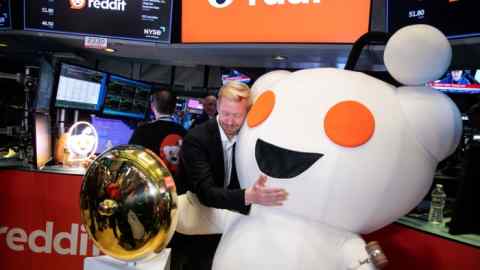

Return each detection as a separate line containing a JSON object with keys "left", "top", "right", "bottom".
{"left": 176, "top": 192, "right": 240, "bottom": 235}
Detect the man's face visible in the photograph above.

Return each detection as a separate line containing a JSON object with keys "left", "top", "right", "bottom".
{"left": 452, "top": 70, "right": 463, "bottom": 81}
{"left": 203, "top": 96, "right": 217, "bottom": 117}
{"left": 218, "top": 98, "right": 248, "bottom": 138}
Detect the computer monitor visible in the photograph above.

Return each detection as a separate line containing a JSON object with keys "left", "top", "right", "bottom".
{"left": 90, "top": 115, "right": 134, "bottom": 154}
{"left": 221, "top": 69, "right": 251, "bottom": 85}
{"left": 0, "top": 0, "right": 11, "bottom": 30}
{"left": 24, "top": 0, "right": 173, "bottom": 43}
{"left": 387, "top": 0, "right": 478, "bottom": 39}
{"left": 33, "top": 112, "right": 52, "bottom": 169}
{"left": 54, "top": 63, "right": 107, "bottom": 111}
{"left": 103, "top": 75, "right": 151, "bottom": 120}
{"left": 186, "top": 98, "right": 203, "bottom": 114}
{"left": 175, "top": 97, "right": 186, "bottom": 112}
{"left": 429, "top": 69, "right": 480, "bottom": 94}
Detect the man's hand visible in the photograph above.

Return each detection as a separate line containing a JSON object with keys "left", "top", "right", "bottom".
{"left": 244, "top": 175, "right": 288, "bottom": 206}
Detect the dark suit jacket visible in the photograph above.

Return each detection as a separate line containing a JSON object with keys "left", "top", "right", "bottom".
{"left": 190, "top": 112, "right": 211, "bottom": 129}
{"left": 177, "top": 118, "right": 250, "bottom": 214}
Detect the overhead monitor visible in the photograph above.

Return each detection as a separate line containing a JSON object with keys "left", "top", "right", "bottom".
{"left": 103, "top": 75, "right": 151, "bottom": 120}
{"left": 182, "top": 0, "right": 371, "bottom": 43}
{"left": 222, "top": 69, "right": 251, "bottom": 85}
{"left": 429, "top": 69, "right": 480, "bottom": 94}
{"left": 387, "top": 0, "right": 478, "bottom": 38}
{"left": 54, "top": 63, "right": 108, "bottom": 111}
{"left": 33, "top": 112, "right": 52, "bottom": 169}
{"left": 90, "top": 115, "right": 134, "bottom": 154}
{"left": 0, "top": 0, "right": 11, "bottom": 29}
{"left": 24, "top": 0, "right": 173, "bottom": 42}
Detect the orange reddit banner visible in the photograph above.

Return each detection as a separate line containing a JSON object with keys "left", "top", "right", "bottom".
{"left": 182, "top": 0, "right": 371, "bottom": 43}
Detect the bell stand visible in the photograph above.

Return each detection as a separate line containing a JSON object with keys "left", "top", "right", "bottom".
{"left": 84, "top": 248, "right": 171, "bottom": 270}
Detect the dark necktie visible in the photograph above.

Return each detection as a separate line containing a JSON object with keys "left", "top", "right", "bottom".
{"left": 227, "top": 143, "right": 240, "bottom": 189}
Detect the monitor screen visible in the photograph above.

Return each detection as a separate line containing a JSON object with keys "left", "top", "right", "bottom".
{"left": 24, "top": 0, "right": 173, "bottom": 42}
{"left": 182, "top": 0, "right": 371, "bottom": 43}
{"left": 0, "top": 0, "right": 11, "bottom": 29}
{"left": 35, "top": 60, "right": 54, "bottom": 113}
{"left": 175, "top": 97, "right": 186, "bottom": 112}
{"left": 34, "top": 112, "right": 52, "bottom": 169}
{"left": 103, "top": 75, "right": 151, "bottom": 120}
{"left": 187, "top": 98, "right": 203, "bottom": 111}
{"left": 221, "top": 69, "right": 251, "bottom": 85}
{"left": 429, "top": 69, "right": 480, "bottom": 94}
{"left": 90, "top": 115, "right": 134, "bottom": 154}
{"left": 387, "top": 0, "right": 478, "bottom": 38}
{"left": 55, "top": 63, "right": 107, "bottom": 111}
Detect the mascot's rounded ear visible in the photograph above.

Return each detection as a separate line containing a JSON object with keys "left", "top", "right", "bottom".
{"left": 384, "top": 24, "right": 451, "bottom": 86}
{"left": 397, "top": 86, "right": 462, "bottom": 162}
{"left": 251, "top": 70, "right": 291, "bottom": 102}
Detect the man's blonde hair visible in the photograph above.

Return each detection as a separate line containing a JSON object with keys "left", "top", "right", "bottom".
{"left": 218, "top": 81, "right": 252, "bottom": 106}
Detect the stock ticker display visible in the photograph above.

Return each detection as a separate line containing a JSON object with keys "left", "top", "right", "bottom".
{"left": 387, "top": 0, "right": 478, "bottom": 38}
{"left": 102, "top": 75, "right": 151, "bottom": 120}
{"left": 55, "top": 63, "right": 107, "bottom": 111}
{"left": 24, "top": 0, "right": 173, "bottom": 42}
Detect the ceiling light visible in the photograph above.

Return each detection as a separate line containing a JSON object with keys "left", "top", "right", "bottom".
{"left": 104, "top": 48, "right": 116, "bottom": 53}
{"left": 273, "top": 55, "right": 287, "bottom": 61}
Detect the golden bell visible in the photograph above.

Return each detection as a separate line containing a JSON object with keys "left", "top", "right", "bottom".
{"left": 80, "top": 145, "right": 178, "bottom": 261}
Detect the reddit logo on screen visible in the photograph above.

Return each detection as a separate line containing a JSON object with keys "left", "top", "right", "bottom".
{"left": 208, "top": 0, "right": 233, "bottom": 8}
{"left": 70, "top": 0, "right": 86, "bottom": 10}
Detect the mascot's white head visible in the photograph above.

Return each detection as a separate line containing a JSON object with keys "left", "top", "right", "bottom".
{"left": 236, "top": 24, "right": 462, "bottom": 234}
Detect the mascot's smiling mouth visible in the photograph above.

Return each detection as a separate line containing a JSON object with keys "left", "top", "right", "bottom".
{"left": 255, "top": 139, "right": 323, "bottom": 179}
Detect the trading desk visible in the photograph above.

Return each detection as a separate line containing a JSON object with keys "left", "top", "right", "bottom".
{"left": 1, "top": 169, "right": 479, "bottom": 270}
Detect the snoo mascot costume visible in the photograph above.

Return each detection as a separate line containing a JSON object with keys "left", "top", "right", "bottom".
{"left": 176, "top": 25, "right": 462, "bottom": 270}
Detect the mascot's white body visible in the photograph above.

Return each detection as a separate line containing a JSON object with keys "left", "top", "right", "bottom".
{"left": 177, "top": 25, "right": 462, "bottom": 270}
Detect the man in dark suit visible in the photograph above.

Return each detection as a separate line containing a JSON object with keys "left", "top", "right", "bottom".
{"left": 129, "top": 89, "right": 192, "bottom": 270}
{"left": 129, "top": 90, "right": 186, "bottom": 174}
{"left": 191, "top": 95, "right": 217, "bottom": 128}
{"left": 176, "top": 81, "right": 288, "bottom": 269}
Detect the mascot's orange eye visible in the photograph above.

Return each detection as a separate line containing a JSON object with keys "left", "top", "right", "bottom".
{"left": 324, "top": 101, "right": 375, "bottom": 147}
{"left": 247, "top": 90, "right": 276, "bottom": 128}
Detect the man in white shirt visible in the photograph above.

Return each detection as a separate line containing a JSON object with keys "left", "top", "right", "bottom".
{"left": 175, "top": 81, "right": 288, "bottom": 270}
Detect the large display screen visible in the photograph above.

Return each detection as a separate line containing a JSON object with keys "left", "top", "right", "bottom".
{"left": 0, "top": 0, "right": 11, "bottom": 29}
{"left": 54, "top": 63, "right": 108, "bottom": 111}
{"left": 182, "top": 0, "right": 371, "bottom": 43}
{"left": 387, "top": 0, "right": 478, "bottom": 38}
{"left": 429, "top": 69, "right": 480, "bottom": 94}
{"left": 103, "top": 75, "right": 151, "bottom": 120}
{"left": 24, "top": 0, "right": 173, "bottom": 42}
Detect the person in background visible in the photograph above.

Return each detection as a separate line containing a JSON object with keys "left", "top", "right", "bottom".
{"left": 129, "top": 89, "right": 190, "bottom": 270}
{"left": 438, "top": 70, "right": 472, "bottom": 84}
{"left": 191, "top": 94, "right": 217, "bottom": 128}
{"left": 175, "top": 81, "right": 288, "bottom": 270}
{"left": 129, "top": 89, "right": 186, "bottom": 174}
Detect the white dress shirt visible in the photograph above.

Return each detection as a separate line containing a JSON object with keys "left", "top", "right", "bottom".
{"left": 217, "top": 116, "right": 237, "bottom": 188}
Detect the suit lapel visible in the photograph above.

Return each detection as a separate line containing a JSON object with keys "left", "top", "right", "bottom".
{"left": 207, "top": 118, "right": 225, "bottom": 186}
